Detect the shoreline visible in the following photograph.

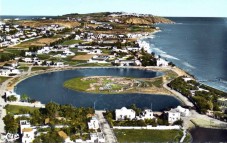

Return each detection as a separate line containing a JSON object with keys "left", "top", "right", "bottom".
{"left": 9, "top": 66, "right": 192, "bottom": 107}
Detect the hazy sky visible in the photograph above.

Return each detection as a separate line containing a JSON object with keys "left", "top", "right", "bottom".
{"left": 1, "top": 0, "right": 227, "bottom": 17}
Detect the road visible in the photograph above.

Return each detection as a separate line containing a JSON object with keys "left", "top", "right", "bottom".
{"left": 163, "top": 80, "right": 227, "bottom": 129}
{"left": 163, "top": 81, "right": 194, "bottom": 107}
{"left": 95, "top": 110, "right": 118, "bottom": 143}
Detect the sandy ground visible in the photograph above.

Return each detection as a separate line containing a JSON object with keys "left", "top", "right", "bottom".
{"left": 72, "top": 54, "right": 95, "bottom": 60}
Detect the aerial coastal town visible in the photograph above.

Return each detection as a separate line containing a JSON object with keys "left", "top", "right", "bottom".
{"left": 0, "top": 12, "right": 227, "bottom": 143}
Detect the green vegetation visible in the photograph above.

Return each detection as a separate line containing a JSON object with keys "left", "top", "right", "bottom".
{"left": 61, "top": 40, "right": 83, "bottom": 45}
{"left": 0, "top": 76, "right": 10, "bottom": 84}
{"left": 148, "top": 77, "right": 163, "bottom": 88}
{"left": 32, "top": 66, "right": 51, "bottom": 71}
{"left": 7, "top": 96, "right": 17, "bottom": 102}
{"left": 76, "top": 63, "right": 112, "bottom": 67}
{"left": 64, "top": 77, "right": 96, "bottom": 92}
{"left": 5, "top": 104, "right": 39, "bottom": 115}
{"left": 114, "top": 129, "right": 182, "bottom": 143}
{"left": 18, "top": 66, "right": 29, "bottom": 71}
{"left": 168, "top": 76, "right": 224, "bottom": 114}
{"left": 4, "top": 102, "right": 94, "bottom": 141}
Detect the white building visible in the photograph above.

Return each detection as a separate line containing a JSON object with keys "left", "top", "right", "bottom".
{"left": 174, "top": 106, "right": 190, "bottom": 117}
{"left": 20, "top": 120, "right": 35, "bottom": 143}
{"left": 88, "top": 49, "right": 102, "bottom": 54}
{"left": 88, "top": 116, "right": 99, "bottom": 130}
{"left": 165, "top": 111, "right": 181, "bottom": 124}
{"left": 218, "top": 98, "right": 227, "bottom": 107}
{"left": 90, "top": 133, "right": 105, "bottom": 143}
{"left": 156, "top": 58, "right": 169, "bottom": 67}
{"left": 136, "top": 109, "right": 154, "bottom": 120}
{"left": 88, "top": 55, "right": 109, "bottom": 63}
{"left": 115, "top": 107, "right": 136, "bottom": 120}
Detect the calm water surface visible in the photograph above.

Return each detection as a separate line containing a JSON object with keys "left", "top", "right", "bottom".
{"left": 15, "top": 68, "right": 181, "bottom": 110}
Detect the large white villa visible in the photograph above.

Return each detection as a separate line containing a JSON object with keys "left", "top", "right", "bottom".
{"left": 115, "top": 107, "right": 136, "bottom": 120}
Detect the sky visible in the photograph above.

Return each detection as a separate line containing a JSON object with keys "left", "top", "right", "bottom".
{"left": 1, "top": 0, "right": 227, "bottom": 17}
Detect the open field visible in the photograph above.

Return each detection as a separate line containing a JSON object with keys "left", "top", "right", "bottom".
{"left": 72, "top": 54, "right": 95, "bottom": 61}
{"left": 114, "top": 129, "right": 182, "bottom": 142}
{"left": 17, "top": 20, "right": 80, "bottom": 28}
{"left": 5, "top": 105, "right": 39, "bottom": 115}
{"left": 31, "top": 67, "right": 52, "bottom": 71}
{"left": 61, "top": 40, "right": 84, "bottom": 45}
{"left": 0, "top": 76, "right": 10, "bottom": 84}
{"left": 13, "top": 38, "right": 59, "bottom": 48}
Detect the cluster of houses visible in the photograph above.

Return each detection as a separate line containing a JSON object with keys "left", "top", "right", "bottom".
{"left": 115, "top": 106, "right": 190, "bottom": 124}
{"left": 0, "top": 62, "right": 21, "bottom": 76}
{"left": 109, "top": 12, "right": 152, "bottom": 18}
{"left": 0, "top": 21, "right": 65, "bottom": 47}
{"left": 12, "top": 114, "right": 105, "bottom": 143}
{"left": 75, "top": 116, "right": 105, "bottom": 143}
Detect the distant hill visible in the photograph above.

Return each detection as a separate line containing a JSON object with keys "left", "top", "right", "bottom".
{"left": 62, "top": 12, "right": 174, "bottom": 25}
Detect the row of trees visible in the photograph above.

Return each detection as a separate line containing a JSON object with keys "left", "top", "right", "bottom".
{"left": 168, "top": 76, "right": 221, "bottom": 114}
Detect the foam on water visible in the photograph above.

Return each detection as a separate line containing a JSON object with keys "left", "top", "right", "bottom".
{"left": 182, "top": 61, "right": 196, "bottom": 69}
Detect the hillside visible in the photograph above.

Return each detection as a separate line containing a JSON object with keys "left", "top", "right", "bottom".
{"left": 62, "top": 12, "right": 174, "bottom": 25}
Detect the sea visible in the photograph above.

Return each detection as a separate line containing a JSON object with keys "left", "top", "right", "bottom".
{"left": 145, "top": 17, "right": 227, "bottom": 92}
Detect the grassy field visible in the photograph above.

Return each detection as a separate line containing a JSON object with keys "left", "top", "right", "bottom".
{"left": 31, "top": 67, "right": 51, "bottom": 71}
{"left": 5, "top": 105, "right": 39, "bottom": 115}
{"left": 76, "top": 63, "right": 112, "bottom": 67}
{"left": 61, "top": 40, "right": 84, "bottom": 45}
{"left": 0, "top": 76, "right": 10, "bottom": 84}
{"left": 63, "top": 77, "right": 96, "bottom": 92}
{"left": 14, "top": 37, "right": 59, "bottom": 48}
{"left": 114, "top": 129, "right": 183, "bottom": 143}
{"left": 18, "top": 66, "right": 29, "bottom": 71}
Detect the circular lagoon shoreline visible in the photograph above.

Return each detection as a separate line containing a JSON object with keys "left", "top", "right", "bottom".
{"left": 14, "top": 67, "right": 182, "bottom": 110}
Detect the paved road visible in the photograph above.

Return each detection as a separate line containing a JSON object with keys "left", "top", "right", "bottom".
{"left": 95, "top": 111, "right": 118, "bottom": 143}
{"left": 163, "top": 81, "right": 194, "bottom": 107}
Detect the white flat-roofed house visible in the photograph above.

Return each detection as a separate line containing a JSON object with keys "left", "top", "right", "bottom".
{"left": 88, "top": 49, "right": 102, "bottom": 55}
{"left": 63, "top": 50, "right": 75, "bottom": 56}
{"left": 55, "top": 62, "right": 65, "bottom": 67}
{"left": 218, "top": 98, "right": 227, "bottom": 107}
{"left": 90, "top": 133, "right": 105, "bottom": 143}
{"left": 115, "top": 107, "right": 136, "bottom": 120}
{"left": 88, "top": 55, "right": 109, "bottom": 63}
{"left": 156, "top": 58, "right": 169, "bottom": 67}
{"left": 165, "top": 110, "right": 181, "bottom": 124}
{"left": 135, "top": 60, "right": 142, "bottom": 66}
{"left": 20, "top": 120, "right": 36, "bottom": 143}
{"left": 175, "top": 106, "right": 190, "bottom": 117}
{"left": 37, "top": 47, "right": 52, "bottom": 54}
{"left": 21, "top": 128, "right": 35, "bottom": 143}
{"left": 115, "top": 60, "right": 135, "bottom": 66}
{"left": 23, "top": 58, "right": 33, "bottom": 63}
{"left": 136, "top": 109, "right": 154, "bottom": 120}
{"left": 183, "top": 77, "right": 193, "bottom": 82}
{"left": 25, "top": 51, "right": 37, "bottom": 57}
{"left": 88, "top": 116, "right": 99, "bottom": 130}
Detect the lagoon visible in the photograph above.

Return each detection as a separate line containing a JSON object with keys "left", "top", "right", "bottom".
{"left": 15, "top": 68, "right": 181, "bottom": 110}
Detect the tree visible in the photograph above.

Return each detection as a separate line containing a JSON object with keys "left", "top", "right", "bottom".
{"left": 7, "top": 95, "right": 17, "bottom": 102}
{"left": 3, "top": 114, "right": 18, "bottom": 133}
{"left": 45, "top": 102, "right": 60, "bottom": 117}
{"left": 130, "top": 104, "right": 141, "bottom": 116}
{"left": 21, "top": 94, "right": 29, "bottom": 102}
